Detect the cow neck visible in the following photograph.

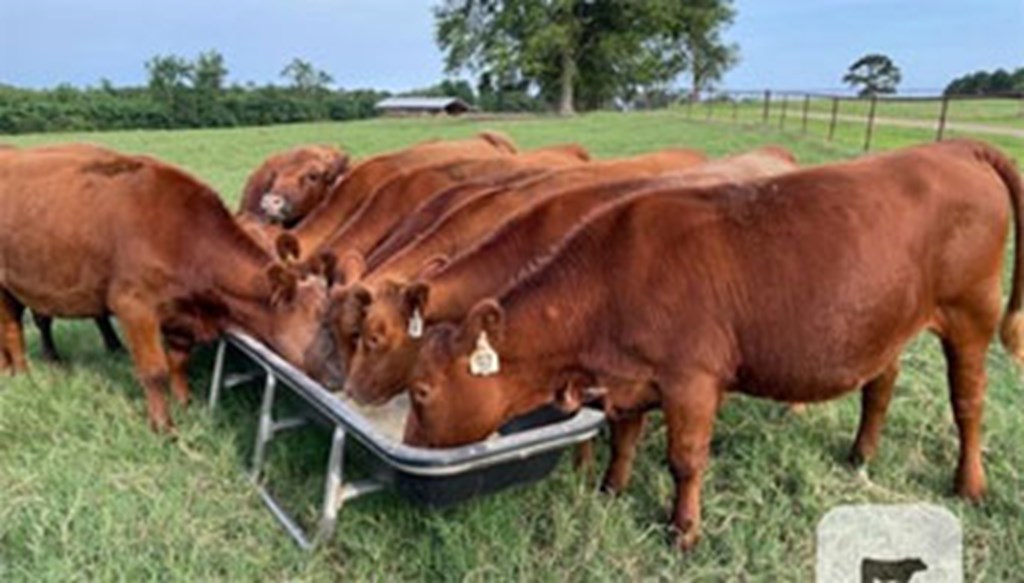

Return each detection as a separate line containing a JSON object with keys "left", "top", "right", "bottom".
{"left": 199, "top": 223, "right": 282, "bottom": 341}
{"left": 292, "top": 160, "right": 384, "bottom": 254}
{"left": 490, "top": 243, "right": 606, "bottom": 408}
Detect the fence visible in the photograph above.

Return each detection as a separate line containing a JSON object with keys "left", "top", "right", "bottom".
{"left": 681, "top": 90, "right": 1024, "bottom": 162}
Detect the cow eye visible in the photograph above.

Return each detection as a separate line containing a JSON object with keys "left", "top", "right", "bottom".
{"left": 307, "top": 171, "right": 322, "bottom": 182}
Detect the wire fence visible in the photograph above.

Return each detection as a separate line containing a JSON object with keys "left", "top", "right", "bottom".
{"left": 681, "top": 90, "right": 1024, "bottom": 163}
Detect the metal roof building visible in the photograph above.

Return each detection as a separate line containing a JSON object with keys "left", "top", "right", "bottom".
{"left": 375, "top": 96, "right": 473, "bottom": 116}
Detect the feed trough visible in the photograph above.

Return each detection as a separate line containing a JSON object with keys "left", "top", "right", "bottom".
{"left": 207, "top": 330, "right": 606, "bottom": 550}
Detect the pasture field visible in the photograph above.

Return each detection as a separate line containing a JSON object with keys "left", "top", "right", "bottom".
{"left": 1, "top": 110, "right": 1023, "bottom": 581}
{"left": 686, "top": 97, "right": 1024, "bottom": 165}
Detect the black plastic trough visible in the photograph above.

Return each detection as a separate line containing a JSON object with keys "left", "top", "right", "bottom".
{"left": 208, "top": 330, "right": 606, "bottom": 549}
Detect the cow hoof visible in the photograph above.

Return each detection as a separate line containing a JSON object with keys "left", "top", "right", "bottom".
{"left": 788, "top": 403, "right": 807, "bottom": 415}
{"left": 847, "top": 449, "right": 868, "bottom": 469}
{"left": 955, "top": 475, "right": 986, "bottom": 502}
{"left": 673, "top": 524, "right": 702, "bottom": 552}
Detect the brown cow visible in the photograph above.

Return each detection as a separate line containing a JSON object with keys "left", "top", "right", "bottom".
{"left": 238, "top": 145, "right": 350, "bottom": 226}
{"left": 365, "top": 148, "right": 710, "bottom": 276}
{"left": 289, "top": 132, "right": 518, "bottom": 253}
{"left": 23, "top": 144, "right": 350, "bottom": 363}
{"left": 308, "top": 144, "right": 590, "bottom": 266}
{"left": 339, "top": 147, "right": 798, "bottom": 405}
{"left": 401, "top": 139, "right": 1023, "bottom": 551}
{"left": 0, "top": 145, "right": 343, "bottom": 430}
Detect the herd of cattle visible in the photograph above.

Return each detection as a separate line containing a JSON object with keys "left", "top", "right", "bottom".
{"left": 0, "top": 133, "right": 1021, "bottom": 550}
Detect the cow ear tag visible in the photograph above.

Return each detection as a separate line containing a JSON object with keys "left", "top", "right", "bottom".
{"left": 469, "top": 331, "right": 500, "bottom": 376}
{"left": 408, "top": 308, "right": 424, "bottom": 339}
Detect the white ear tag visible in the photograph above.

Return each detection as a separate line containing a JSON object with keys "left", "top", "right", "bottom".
{"left": 469, "top": 331, "right": 500, "bottom": 376}
{"left": 407, "top": 308, "right": 424, "bottom": 339}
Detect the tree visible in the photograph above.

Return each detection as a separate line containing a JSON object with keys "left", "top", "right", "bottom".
{"left": 434, "top": 0, "right": 738, "bottom": 115}
{"left": 280, "top": 58, "right": 333, "bottom": 92}
{"left": 651, "top": 0, "right": 739, "bottom": 101}
{"left": 843, "top": 53, "right": 901, "bottom": 97}
{"left": 145, "top": 54, "right": 195, "bottom": 124}
{"left": 193, "top": 50, "right": 228, "bottom": 94}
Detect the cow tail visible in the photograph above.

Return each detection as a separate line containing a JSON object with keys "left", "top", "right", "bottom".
{"left": 984, "top": 143, "right": 1024, "bottom": 365}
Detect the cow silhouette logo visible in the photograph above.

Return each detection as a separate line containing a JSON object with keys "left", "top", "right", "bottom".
{"left": 861, "top": 557, "right": 928, "bottom": 582}
{"left": 817, "top": 504, "right": 961, "bottom": 582}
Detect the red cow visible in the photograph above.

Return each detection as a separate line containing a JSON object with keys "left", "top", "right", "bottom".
{"left": 0, "top": 145, "right": 343, "bottom": 431}
{"left": 238, "top": 145, "right": 350, "bottom": 226}
{"left": 401, "top": 139, "right": 1023, "bottom": 551}
{"left": 339, "top": 147, "right": 798, "bottom": 405}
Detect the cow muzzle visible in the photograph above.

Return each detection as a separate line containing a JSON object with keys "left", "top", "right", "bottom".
{"left": 260, "top": 192, "right": 293, "bottom": 223}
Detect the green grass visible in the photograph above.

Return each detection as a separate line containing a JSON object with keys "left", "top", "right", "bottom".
{"left": 1, "top": 110, "right": 1023, "bottom": 581}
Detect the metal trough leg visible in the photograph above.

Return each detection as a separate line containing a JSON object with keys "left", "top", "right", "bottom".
{"left": 208, "top": 339, "right": 227, "bottom": 413}
{"left": 209, "top": 340, "right": 385, "bottom": 550}
{"left": 251, "top": 372, "right": 277, "bottom": 476}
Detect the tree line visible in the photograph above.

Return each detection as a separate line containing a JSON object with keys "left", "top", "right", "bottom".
{"left": 0, "top": 52, "right": 387, "bottom": 134}
{"left": 944, "top": 67, "right": 1024, "bottom": 97}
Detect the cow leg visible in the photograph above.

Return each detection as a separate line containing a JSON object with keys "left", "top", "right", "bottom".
{"left": 572, "top": 440, "right": 595, "bottom": 472}
{"left": 31, "top": 312, "right": 63, "bottom": 363}
{"left": 165, "top": 335, "right": 193, "bottom": 407}
{"left": 849, "top": 361, "right": 900, "bottom": 466}
{"left": 942, "top": 336, "right": 991, "bottom": 501}
{"left": 0, "top": 289, "right": 28, "bottom": 374}
{"left": 96, "top": 316, "right": 124, "bottom": 353}
{"left": 938, "top": 284, "right": 1000, "bottom": 502}
{"left": 600, "top": 413, "right": 647, "bottom": 493}
{"left": 662, "top": 373, "right": 721, "bottom": 551}
{"left": 112, "top": 299, "right": 173, "bottom": 432}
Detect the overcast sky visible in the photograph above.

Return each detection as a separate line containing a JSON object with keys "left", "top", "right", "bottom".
{"left": 1, "top": 0, "right": 1021, "bottom": 94}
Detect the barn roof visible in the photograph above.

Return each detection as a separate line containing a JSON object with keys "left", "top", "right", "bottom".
{"left": 376, "top": 96, "right": 471, "bottom": 110}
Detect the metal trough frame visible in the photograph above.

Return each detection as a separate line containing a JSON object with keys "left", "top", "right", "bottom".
{"left": 207, "top": 330, "right": 605, "bottom": 550}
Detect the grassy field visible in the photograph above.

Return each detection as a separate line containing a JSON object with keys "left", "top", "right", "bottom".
{"left": 1, "top": 110, "right": 1023, "bottom": 581}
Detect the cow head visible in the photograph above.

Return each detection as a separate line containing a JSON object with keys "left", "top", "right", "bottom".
{"left": 244, "top": 146, "right": 350, "bottom": 226}
{"left": 402, "top": 300, "right": 533, "bottom": 447}
{"left": 337, "top": 279, "right": 430, "bottom": 405}
{"left": 263, "top": 261, "right": 345, "bottom": 390}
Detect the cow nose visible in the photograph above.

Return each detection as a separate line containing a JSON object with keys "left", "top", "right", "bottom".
{"left": 260, "top": 193, "right": 291, "bottom": 221}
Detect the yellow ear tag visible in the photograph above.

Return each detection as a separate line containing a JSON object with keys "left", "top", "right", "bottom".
{"left": 408, "top": 308, "right": 424, "bottom": 339}
{"left": 469, "top": 331, "right": 500, "bottom": 376}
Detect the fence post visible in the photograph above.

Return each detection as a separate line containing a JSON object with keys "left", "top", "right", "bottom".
{"left": 686, "top": 97, "right": 693, "bottom": 119}
{"left": 936, "top": 96, "right": 950, "bottom": 141}
{"left": 827, "top": 96, "right": 839, "bottom": 141}
{"left": 779, "top": 95, "right": 788, "bottom": 129}
{"left": 863, "top": 94, "right": 878, "bottom": 152}
{"left": 762, "top": 90, "right": 771, "bottom": 124}
{"left": 706, "top": 97, "right": 714, "bottom": 120}
{"left": 732, "top": 97, "right": 739, "bottom": 122}
{"left": 801, "top": 94, "right": 810, "bottom": 134}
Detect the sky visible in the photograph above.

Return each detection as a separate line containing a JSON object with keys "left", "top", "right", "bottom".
{"left": 1, "top": 0, "right": 1021, "bottom": 94}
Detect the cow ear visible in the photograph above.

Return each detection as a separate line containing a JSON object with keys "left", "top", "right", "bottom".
{"left": 275, "top": 233, "right": 301, "bottom": 263}
{"left": 554, "top": 375, "right": 606, "bottom": 413}
{"left": 462, "top": 301, "right": 505, "bottom": 377}
{"left": 414, "top": 254, "right": 450, "bottom": 279}
{"left": 310, "top": 252, "right": 338, "bottom": 287}
{"left": 241, "top": 166, "right": 275, "bottom": 214}
{"left": 402, "top": 282, "right": 430, "bottom": 316}
{"left": 338, "top": 251, "right": 366, "bottom": 285}
{"left": 326, "top": 151, "right": 351, "bottom": 184}
{"left": 461, "top": 299, "right": 505, "bottom": 350}
{"left": 402, "top": 282, "right": 430, "bottom": 339}
{"left": 336, "top": 284, "right": 373, "bottom": 338}
{"left": 267, "top": 265, "right": 298, "bottom": 307}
